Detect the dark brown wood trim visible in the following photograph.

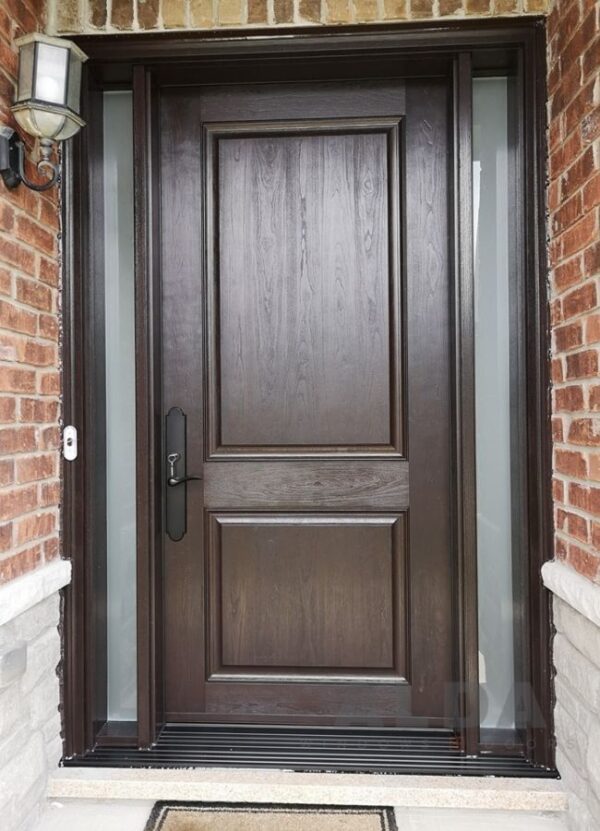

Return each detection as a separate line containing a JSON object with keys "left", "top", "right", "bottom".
{"left": 61, "top": 69, "right": 107, "bottom": 757}
{"left": 452, "top": 51, "right": 479, "bottom": 757}
{"left": 523, "top": 22, "right": 554, "bottom": 770}
{"left": 132, "top": 64, "right": 164, "bottom": 749}
{"left": 61, "top": 19, "right": 553, "bottom": 768}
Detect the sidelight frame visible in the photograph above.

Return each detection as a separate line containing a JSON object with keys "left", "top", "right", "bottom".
{"left": 61, "top": 19, "right": 553, "bottom": 770}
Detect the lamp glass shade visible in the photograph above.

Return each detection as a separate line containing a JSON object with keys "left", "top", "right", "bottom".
{"left": 12, "top": 34, "right": 87, "bottom": 142}
{"left": 34, "top": 42, "right": 69, "bottom": 106}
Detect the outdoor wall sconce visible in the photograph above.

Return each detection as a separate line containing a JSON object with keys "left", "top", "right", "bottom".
{"left": 0, "top": 34, "right": 87, "bottom": 192}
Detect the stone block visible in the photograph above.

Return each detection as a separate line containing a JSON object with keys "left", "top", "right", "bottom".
{"left": 554, "top": 633, "right": 600, "bottom": 715}
{"left": 28, "top": 670, "right": 59, "bottom": 730}
{"left": 586, "top": 721, "right": 600, "bottom": 804}
{"left": 9, "top": 594, "right": 59, "bottom": 643}
{"left": 21, "top": 625, "right": 60, "bottom": 695}
{"left": 555, "top": 702, "right": 588, "bottom": 773}
{"left": 0, "top": 684, "right": 25, "bottom": 739}
{"left": 555, "top": 598, "right": 600, "bottom": 671}
{"left": 0, "top": 641, "right": 26, "bottom": 689}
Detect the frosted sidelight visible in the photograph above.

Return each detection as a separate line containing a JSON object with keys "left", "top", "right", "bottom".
{"left": 103, "top": 91, "right": 137, "bottom": 721}
{"left": 473, "top": 77, "right": 519, "bottom": 735}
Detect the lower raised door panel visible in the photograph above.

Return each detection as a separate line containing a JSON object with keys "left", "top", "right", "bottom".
{"left": 207, "top": 513, "right": 407, "bottom": 683}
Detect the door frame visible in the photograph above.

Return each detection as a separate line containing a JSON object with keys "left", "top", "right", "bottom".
{"left": 60, "top": 19, "right": 553, "bottom": 769}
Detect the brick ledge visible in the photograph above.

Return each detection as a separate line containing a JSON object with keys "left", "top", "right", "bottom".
{"left": 0, "top": 559, "right": 71, "bottom": 627}
{"left": 542, "top": 561, "right": 600, "bottom": 629}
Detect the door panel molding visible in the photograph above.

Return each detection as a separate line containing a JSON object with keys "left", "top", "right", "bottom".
{"left": 204, "top": 117, "right": 404, "bottom": 459}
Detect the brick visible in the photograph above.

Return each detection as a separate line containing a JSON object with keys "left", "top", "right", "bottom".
{"left": 0, "top": 458, "right": 14, "bottom": 487}
{"left": 551, "top": 298, "right": 563, "bottom": 327}
{"left": 561, "top": 213, "right": 598, "bottom": 260}
{"left": 583, "top": 172, "right": 600, "bottom": 212}
{"left": 0, "top": 485, "right": 37, "bottom": 521}
{"left": 0, "top": 522, "right": 11, "bottom": 554}
{"left": 554, "top": 257, "right": 582, "bottom": 292}
{"left": 111, "top": 0, "right": 134, "bottom": 27}
{"left": 38, "top": 314, "right": 58, "bottom": 342}
{"left": 590, "top": 454, "right": 600, "bottom": 481}
{"left": 590, "top": 385, "right": 600, "bottom": 411}
{"left": 40, "top": 481, "right": 60, "bottom": 507}
{"left": 44, "top": 536, "right": 59, "bottom": 561}
{"left": 565, "top": 510, "right": 589, "bottom": 543}
{"left": 494, "top": 0, "right": 518, "bottom": 12}
{"left": 586, "top": 314, "right": 600, "bottom": 344}
{"left": 354, "top": 0, "right": 378, "bottom": 19}
{"left": 248, "top": 0, "right": 268, "bottom": 23}
{"left": 217, "top": 0, "right": 244, "bottom": 24}
{"left": 39, "top": 372, "right": 60, "bottom": 396}
{"left": 552, "top": 357, "right": 564, "bottom": 383}
{"left": 569, "top": 418, "right": 600, "bottom": 446}
{"left": 563, "top": 282, "right": 597, "bottom": 320}
{"left": 274, "top": 0, "right": 294, "bottom": 22}
{"left": 162, "top": 0, "right": 186, "bottom": 27}
{"left": 465, "top": 0, "right": 490, "bottom": 12}
{"left": 0, "top": 545, "right": 41, "bottom": 583}
{"left": 553, "top": 416, "right": 565, "bottom": 442}
{"left": 0, "top": 426, "right": 36, "bottom": 454}
{"left": 14, "top": 216, "right": 56, "bottom": 257}
{"left": 38, "top": 257, "right": 59, "bottom": 288}
{"left": 15, "top": 277, "right": 52, "bottom": 312}
{"left": 0, "top": 266, "right": 11, "bottom": 295}
{"left": 569, "top": 482, "right": 590, "bottom": 511}
{"left": 0, "top": 366, "right": 36, "bottom": 394}
{"left": 15, "top": 512, "right": 55, "bottom": 546}
{"left": 15, "top": 454, "right": 56, "bottom": 484}
{"left": 565, "top": 80, "right": 597, "bottom": 137}
{"left": 138, "top": 0, "right": 160, "bottom": 28}
{"left": 0, "top": 397, "right": 16, "bottom": 422}
{"left": 0, "top": 237, "right": 35, "bottom": 275}
{"left": 0, "top": 299, "right": 37, "bottom": 335}
{"left": 566, "top": 349, "right": 599, "bottom": 379}
{"left": 553, "top": 478, "right": 565, "bottom": 501}
{"left": 584, "top": 241, "right": 600, "bottom": 278}
{"left": 555, "top": 321, "right": 583, "bottom": 351}
{"left": 19, "top": 339, "right": 55, "bottom": 367}
{"left": 299, "top": 0, "right": 321, "bottom": 20}
{"left": 555, "top": 384, "right": 584, "bottom": 412}
{"left": 55, "top": 0, "right": 80, "bottom": 31}
{"left": 384, "top": 0, "right": 408, "bottom": 18}
{"left": 19, "top": 398, "right": 59, "bottom": 423}
{"left": 567, "top": 543, "right": 600, "bottom": 582}
{"left": 190, "top": 0, "right": 214, "bottom": 29}
{"left": 39, "top": 426, "right": 60, "bottom": 450}
{"left": 556, "top": 449, "right": 588, "bottom": 478}
{"left": 552, "top": 191, "right": 583, "bottom": 235}
{"left": 0, "top": 202, "right": 14, "bottom": 233}
{"left": 88, "top": 0, "right": 108, "bottom": 26}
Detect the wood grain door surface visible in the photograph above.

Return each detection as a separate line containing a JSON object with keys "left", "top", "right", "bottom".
{"left": 160, "top": 73, "right": 454, "bottom": 727}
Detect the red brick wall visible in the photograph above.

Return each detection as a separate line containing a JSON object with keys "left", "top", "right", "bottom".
{"left": 549, "top": 0, "right": 600, "bottom": 583}
{"left": 0, "top": 1, "right": 61, "bottom": 584}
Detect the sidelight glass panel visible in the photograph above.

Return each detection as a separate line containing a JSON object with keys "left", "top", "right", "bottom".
{"left": 103, "top": 91, "right": 137, "bottom": 721}
{"left": 473, "top": 77, "right": 519, "bottom": 736}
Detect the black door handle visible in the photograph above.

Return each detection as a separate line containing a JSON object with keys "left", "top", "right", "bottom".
{"left": 166, "top": 408, "right": 201, "bottom": 541}
{"left": 168, "top": 474, "right": 202, "bottom": 487}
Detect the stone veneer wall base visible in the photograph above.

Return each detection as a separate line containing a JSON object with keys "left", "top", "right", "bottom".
{"left": 542, "top": 562, "right": 600, "bottom": 831}
{"left": 0, "top": 560, "right": 72, "bottom": 831}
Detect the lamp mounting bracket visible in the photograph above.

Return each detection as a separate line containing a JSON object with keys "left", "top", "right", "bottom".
{"left": 0, "top": 126, "right": 59, "bottom": 192}
{"left": 0, "top": 127, "right": 22, "bottom": 189}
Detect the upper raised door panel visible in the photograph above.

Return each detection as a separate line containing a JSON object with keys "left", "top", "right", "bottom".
{"left": 206, "top": 119, "right": 404, "bottom": 457}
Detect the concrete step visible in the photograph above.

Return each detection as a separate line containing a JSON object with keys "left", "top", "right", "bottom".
{"left": 48, "top": 766, "right": 566, "bottom": 812}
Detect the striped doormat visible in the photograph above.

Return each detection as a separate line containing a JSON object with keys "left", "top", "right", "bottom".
{"left": 144, "top": 802, "right": 397, "bottom": 830}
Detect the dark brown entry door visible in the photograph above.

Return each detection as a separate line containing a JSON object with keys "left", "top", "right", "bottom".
{"left": 160, "top": 72, "right": 454, "bottom": 728}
